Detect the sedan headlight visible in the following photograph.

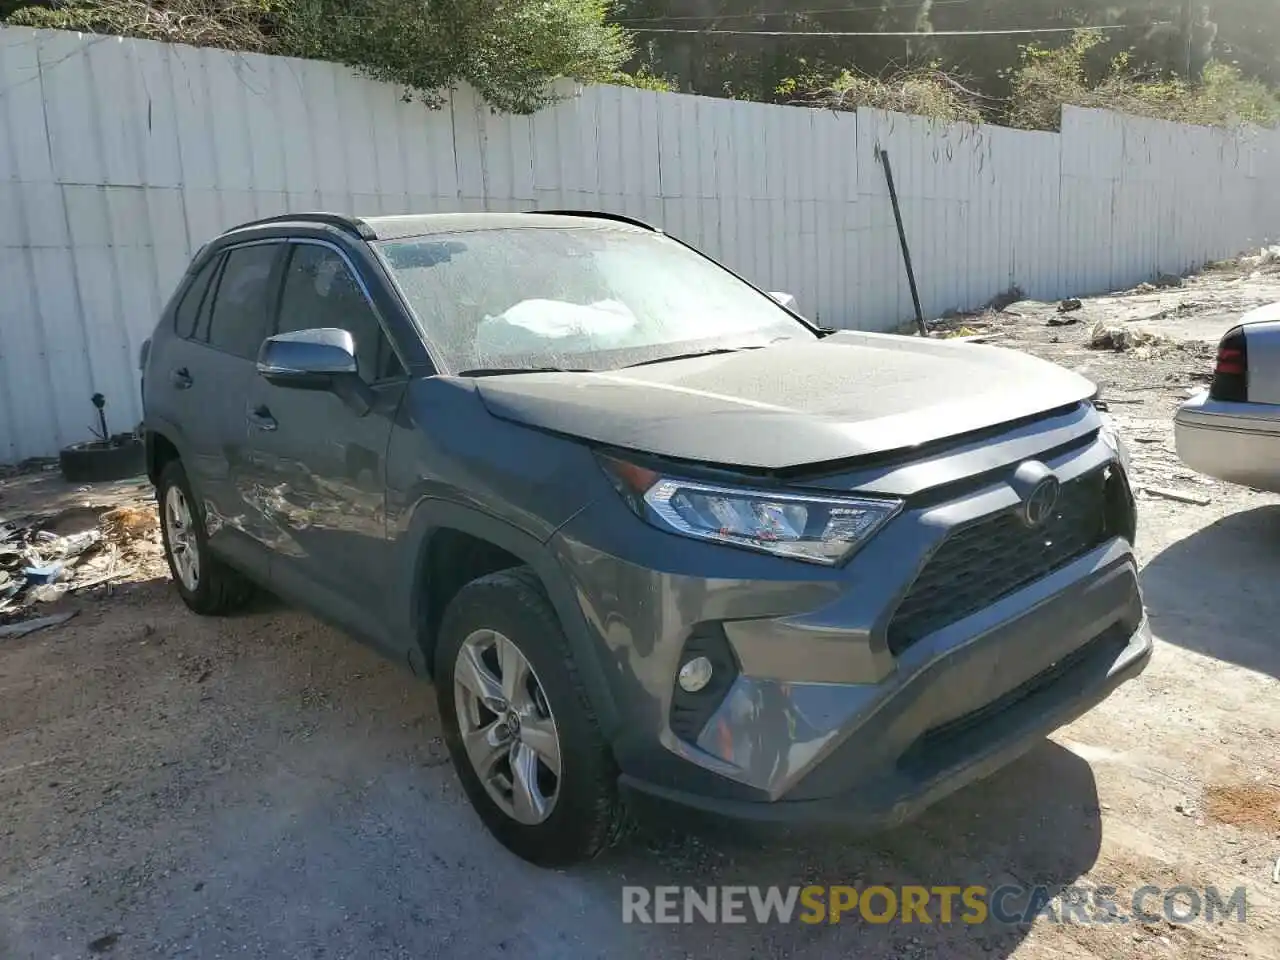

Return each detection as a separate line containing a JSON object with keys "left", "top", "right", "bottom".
{"left": 598, "top": 455, "right": 902, "bottom": 565}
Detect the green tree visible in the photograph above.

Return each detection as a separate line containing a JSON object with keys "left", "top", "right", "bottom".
{"left": 609, "top": 1, "right": 1280, "bottom": 112}
{"left": 288, "top": 0, "right": 631, "bottom": 113}
{"left": 1006, "top": 28, "right": 1280, "bottom": 131}
{"left": 8, "top": 0, "right": 632, "bottom": 114}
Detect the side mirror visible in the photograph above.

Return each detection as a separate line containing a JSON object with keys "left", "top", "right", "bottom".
{"left": 257, "top": 328, "right": 357, "bottom": 390}
{"left": 768, "top": 291, "right": 799, "bottom": 313}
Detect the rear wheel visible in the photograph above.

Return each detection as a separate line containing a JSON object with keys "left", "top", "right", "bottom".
{"left": 435, "top": 566, "right": 627, "bottom": 866}
{"left": 157, "top": 460, "right": 253, "bottom": 615}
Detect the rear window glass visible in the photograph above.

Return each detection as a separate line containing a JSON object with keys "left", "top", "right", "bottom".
{"left": 173, "top": 255, "right": 220, "bottom": 340}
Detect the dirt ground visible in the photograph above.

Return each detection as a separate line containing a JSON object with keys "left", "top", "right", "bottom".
{"left": 3, "top": 267, "right": 1280, "bottom": 960}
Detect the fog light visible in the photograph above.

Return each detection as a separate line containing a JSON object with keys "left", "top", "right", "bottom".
{"left": 677, "top": 656, "right": 714, "bottom": 693}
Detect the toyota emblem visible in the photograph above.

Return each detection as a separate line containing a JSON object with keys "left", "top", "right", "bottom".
{"left": 1021, "top": 476, "right": 1061, "bottom": 527}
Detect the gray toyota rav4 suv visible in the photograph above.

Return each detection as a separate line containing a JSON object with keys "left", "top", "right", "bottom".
{"left": 141, "top": 211, "right": 1151, "bottom": 866}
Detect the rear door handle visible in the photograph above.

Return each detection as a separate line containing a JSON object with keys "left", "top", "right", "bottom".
{"left": 247, "top": 406, "right": 277, "bottom": 432}
{"left": 170, "top": 367, "right": 193, "bottom": 390}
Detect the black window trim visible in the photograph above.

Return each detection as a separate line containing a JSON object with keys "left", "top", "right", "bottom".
{"left": 193, "top": 252, "right": 228, "bottom": 344}
{"left": 172, "top": 251, "right": 223, "bottom": 340}
{"left": 277, "top": 237, "right": 410, "bottom": 384}
{"left": 181, "top": 238, "right": 286, "bottom": 360}
{"left": 368, "top": 241, "right": 444, "bottom": 377}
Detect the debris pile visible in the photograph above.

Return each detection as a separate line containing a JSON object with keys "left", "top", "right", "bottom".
{"left": 1088, "top": 318, "right": 1165, "bottom": 352}
{"left": 0, "top": 501, "right": 162, "bottom": 619}
{"left": 941, "top": 325, "right": 984, "bottom": 339}
{"left": 100, "top": 506, "right": 159, "bottom": 544}
{"left": 985, "top": 285, "right": 1026, "bottom": 312}
{"left": 1239, "top": 245, "right": 1280, "bottom": 272}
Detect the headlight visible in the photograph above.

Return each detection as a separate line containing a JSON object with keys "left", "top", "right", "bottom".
{"left": 598, "top": 455, "right": 902, "bottom": 565}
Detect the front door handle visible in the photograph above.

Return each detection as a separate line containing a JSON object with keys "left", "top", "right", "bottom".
{"left": 247, "top": 406, "right": 278, "bottom": 432}
{"left": 170, "top": 367, "right": 193, "bottom": 390}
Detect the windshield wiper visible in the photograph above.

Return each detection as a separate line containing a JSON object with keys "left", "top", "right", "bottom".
{"left": 456, "top": 366, "right": 592, "bottom": 377}
{"left": 622, "top": 340, "right": 792, "bottom": 369}
{"left": 622, "top": 347, "right": 745, "bottom": 369}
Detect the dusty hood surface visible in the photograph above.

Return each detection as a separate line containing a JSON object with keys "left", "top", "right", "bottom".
{"left": 471, "top": 331, "right": 1096, "bottom": 470}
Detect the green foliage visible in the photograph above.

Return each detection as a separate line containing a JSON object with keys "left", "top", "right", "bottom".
{"left": 608, "top": 67, "right": 676, "bottom": 92}
{"left": 290, "top": 0, "right": 629, "bottom": 113}
{"left": 1007, "top": 29, "right": 1280, "bottom": 131}
{"left": 1004, "top": 29, "right": 1103, "bottom": 131}
{"left": 320, "top": 0, "right": 629, "bottom": 114}
{"left": 613, "top": 3, "right": 1280, "bottom": 127}
{"left": 288, "top": 0, "right": 631, "bottom": 114}
{"left": 777, "top": 64, "right": 982, "bottom": 125}
{"left": 8, "top": 0, "right": 282, "bottom": 50}
{"left": 1197, "top": 62, "right": 1280, "bottom": 128}
{"left": 9, "top": 0, "right": 1280, "bottom": 127}
{"left": 7, "top": 0, "right": 631, "bottom": 114}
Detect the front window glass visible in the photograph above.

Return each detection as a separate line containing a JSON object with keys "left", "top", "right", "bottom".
{"left": 377, "top": 225, "right": 813, "bottom": 373}
{"left": 276, "top": 244, "right": 403, "bottom": 381}
{"left": 205, "top": 244, "right": 279, "bottom": 360}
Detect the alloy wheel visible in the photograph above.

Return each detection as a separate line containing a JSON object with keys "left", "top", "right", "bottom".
{"left": 164, "top": 484, "right": 200, "bottom": 592}
{"left": 453, "top": 629, "right": 562, "bottom": 825}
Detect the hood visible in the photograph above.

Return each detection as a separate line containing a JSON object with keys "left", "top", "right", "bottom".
{"left": 471, "top": 331, "right": 1096, "bottom": 471}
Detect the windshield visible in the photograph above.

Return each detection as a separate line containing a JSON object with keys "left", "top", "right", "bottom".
{"left": 376, "top": 225, "right": 815, "bottom": 373}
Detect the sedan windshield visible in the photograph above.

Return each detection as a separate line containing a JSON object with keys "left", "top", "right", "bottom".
{"left": 376, "top": 225, "right": 815, "bottom": 374}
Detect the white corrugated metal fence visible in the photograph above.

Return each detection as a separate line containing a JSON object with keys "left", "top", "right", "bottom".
{"left": 2, "top": 26, "right": 1279, "bottom": 461}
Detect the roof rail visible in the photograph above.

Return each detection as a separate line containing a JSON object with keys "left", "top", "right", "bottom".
{"left": 224, "top": 212, "right": 376, "bottom": 240}
{"left": 527, "top": 209, "right": 659, "bottom": 232}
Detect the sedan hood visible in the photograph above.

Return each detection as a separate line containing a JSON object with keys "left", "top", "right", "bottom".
{"left": 471, "top": 331, "right": 1096, "bottom": 470}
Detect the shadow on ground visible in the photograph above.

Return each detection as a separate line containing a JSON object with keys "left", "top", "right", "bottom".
{"left": 1141, "top": 503, "right": 1280, "bottom": 677}
{"left": 1, "top": 557, "right": 1104, "bottom": 960}
{"left": 594, "top": 740, "right": 1101, "bottom": 957}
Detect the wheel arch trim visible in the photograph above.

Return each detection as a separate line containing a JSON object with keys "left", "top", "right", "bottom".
{"left": 142, "top": 416, "right": 191, "bottom": 483}
{"left": 399, "top": 498, "right": 620, "bottom": 737}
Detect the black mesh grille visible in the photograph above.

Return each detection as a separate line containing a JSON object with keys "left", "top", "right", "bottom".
{"left": 887, "top": 468, "right": 1111, "bottom": 656}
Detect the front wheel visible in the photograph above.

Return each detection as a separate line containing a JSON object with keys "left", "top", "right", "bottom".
{"left": 435, "top": 567, "right": 627, "bottom": 866}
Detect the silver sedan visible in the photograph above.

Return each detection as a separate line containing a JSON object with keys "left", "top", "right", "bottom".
{"left": 1175, "top": 301, "right": 1280, "bottom": 492}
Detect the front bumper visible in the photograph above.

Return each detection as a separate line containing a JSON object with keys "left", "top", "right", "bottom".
{"left": 551, "top": 421, "right": 1148, "bottom": 827}
{"left": 622, "top": 576, "right": 1149, "bottom": 828}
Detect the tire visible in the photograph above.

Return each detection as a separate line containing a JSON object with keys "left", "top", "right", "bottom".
{"left": 156, "top": 460, "right": 254, "bottom": 616}
{"left": 435, "top": 566, "right": 628, "bottom": 866}
{"left": 59, "top": 437, "right": 145, "bottom": 483}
